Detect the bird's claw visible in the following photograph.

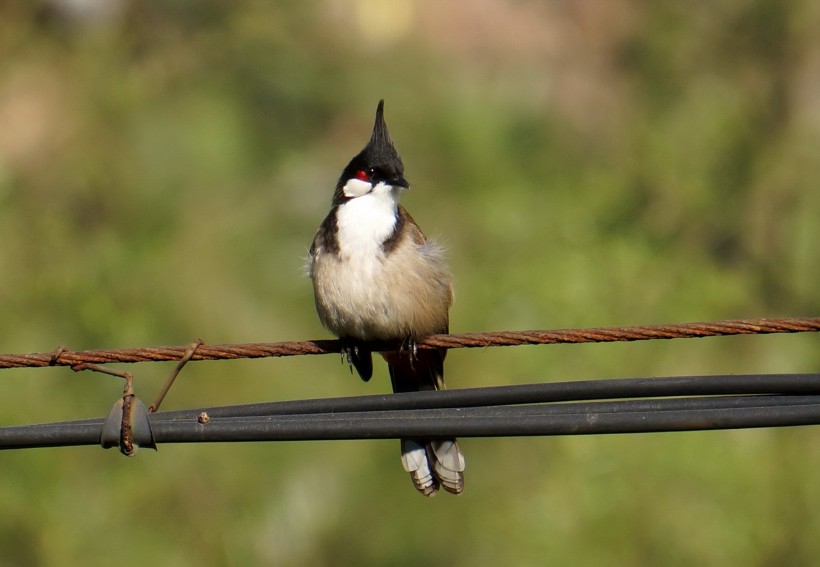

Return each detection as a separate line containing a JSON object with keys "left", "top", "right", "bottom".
{"left": 400, "top": 337, "right": 419, "bottom": 365}
{"left": 340, "top": 344, "right": 358, "bottom": 374}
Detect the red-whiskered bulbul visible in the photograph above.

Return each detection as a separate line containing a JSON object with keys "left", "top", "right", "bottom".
{"left": 308, "top": 100, "right": 465, "bottom": 496}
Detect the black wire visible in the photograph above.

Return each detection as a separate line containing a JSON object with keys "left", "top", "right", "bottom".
{"left": 154, "top": 398, "right": 820, "bottom": 442}
{"left": 132, "top": 372, "right": 820, "bottom": 420}
{"left": 1, "top": 374, "right": 819, "bottom": 449}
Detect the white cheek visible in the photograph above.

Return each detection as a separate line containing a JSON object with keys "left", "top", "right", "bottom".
{"left": 342, "top": 178, "right": 372, "bottom": 198}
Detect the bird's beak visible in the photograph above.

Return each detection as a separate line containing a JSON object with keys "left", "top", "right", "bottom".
{"left": 393, "top": 176, "right": 410, "bottom": 189}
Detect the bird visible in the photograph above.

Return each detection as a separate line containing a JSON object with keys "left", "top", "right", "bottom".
{"left": 308, "top": 100, "right": 465, "bottom": 496}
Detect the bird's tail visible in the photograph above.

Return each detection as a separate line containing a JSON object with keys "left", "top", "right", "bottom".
{"left": 383, "top": 348, "right": 465, "bottom": 496}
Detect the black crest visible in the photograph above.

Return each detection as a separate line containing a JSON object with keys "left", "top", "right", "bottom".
{"left": 333, "top": 100, "right": 408, "bottom": 204}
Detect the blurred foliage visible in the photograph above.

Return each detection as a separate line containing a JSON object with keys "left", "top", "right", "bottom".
{"left": 1, "top": 0, "right": 819, "bottom": 565}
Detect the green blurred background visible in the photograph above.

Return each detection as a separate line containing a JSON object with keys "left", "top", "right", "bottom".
{"left": 1, "top": 1, "right": 819, "bottom": 565}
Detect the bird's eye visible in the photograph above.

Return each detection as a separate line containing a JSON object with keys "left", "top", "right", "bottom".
{"left": 354, "top": 169, "right": 370, "bottom": 182}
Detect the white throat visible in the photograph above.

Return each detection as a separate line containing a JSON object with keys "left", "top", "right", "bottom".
{"left": 335, "top": 181, "right": 401, "bottom": 260}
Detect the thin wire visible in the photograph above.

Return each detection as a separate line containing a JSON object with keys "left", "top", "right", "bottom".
{"left": 1, "top": 317, "right": 818, "bottom": 370}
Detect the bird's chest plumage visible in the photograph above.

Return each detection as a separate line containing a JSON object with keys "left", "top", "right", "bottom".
{"left": 311, "top": 192, "right": 401, "bottom": 338}
{"left": 310, "top": 193, "right": 452, "bottom": 341}
{"left": 335, "top": 192, "right": 397, "bottom": 274}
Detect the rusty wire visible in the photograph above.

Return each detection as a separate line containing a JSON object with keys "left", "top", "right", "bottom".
{"left": 0, "top": 317, "right": 817, "bottom": 371}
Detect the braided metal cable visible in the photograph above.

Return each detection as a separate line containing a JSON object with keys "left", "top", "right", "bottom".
{"left": 1, "top": 317, "right": 818, "bottom": 370}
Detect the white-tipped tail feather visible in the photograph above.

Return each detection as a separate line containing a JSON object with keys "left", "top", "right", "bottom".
{"left": 401, "top": 439, "right": 439, "bottom": 496}
{"left": 428, "top": 439, "right": 465, "bottom": 495}
{"left": 401, "top": 438, "right": 465, "bottom": 497}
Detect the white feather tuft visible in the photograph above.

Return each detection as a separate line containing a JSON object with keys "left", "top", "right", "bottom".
{"left": 341, "top": 177, "right": 373, "bottom": 198}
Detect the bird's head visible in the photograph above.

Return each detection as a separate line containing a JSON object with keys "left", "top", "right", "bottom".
{"left": 334, "top": 100, "right": 409, "bottom": 204}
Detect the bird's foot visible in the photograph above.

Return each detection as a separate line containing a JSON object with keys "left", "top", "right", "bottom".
{"left": 399, "top": 336, "right": 419, "bottom": 367}
{"left": 339, "top": 339, "right": 358, "bottom": 373}
{"left": 339, "top": 338, "right": 373, "bottom": 381}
